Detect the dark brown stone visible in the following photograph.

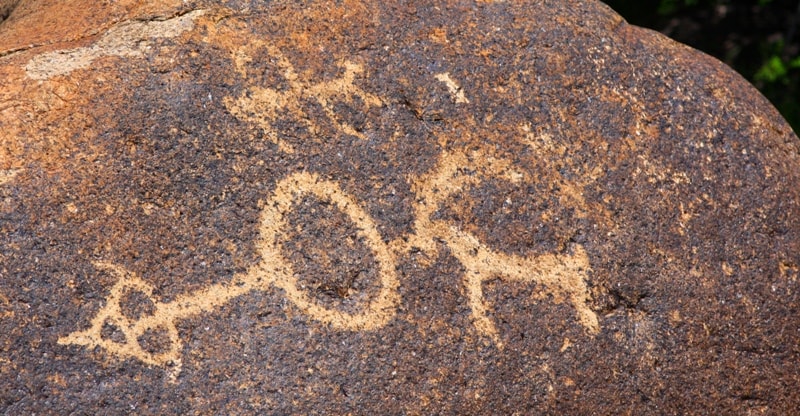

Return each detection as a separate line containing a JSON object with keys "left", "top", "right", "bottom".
{"left": 1, "top": 0, "right": 799, "bottom": 413}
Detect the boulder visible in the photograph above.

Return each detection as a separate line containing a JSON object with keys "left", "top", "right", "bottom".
{"left": 1, "top": 0, "right": 799, "bottom": 413}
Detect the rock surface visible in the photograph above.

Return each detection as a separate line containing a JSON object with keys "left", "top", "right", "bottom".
{"left": 1, "top": 0, "right": 799, "bottom": 413}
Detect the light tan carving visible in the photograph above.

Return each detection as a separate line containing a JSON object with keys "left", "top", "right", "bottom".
{"left": 225, "top": 44, "right": 383, "bottom": 153}
{"left": 60, "top": 49, "right": 599, "bottom": 371}
{"left": 396, "top": 148, "right": 598, "bottom": 347}
{"left": 256, "top": 171, "right": 401, "bottom": 330}
{"left": 59, "top": 146, "right": 598, "bottom": 368}
{"left": 59, "top": 172, "right": 402, "bottom": 370}
{"left": 435, "top": 73, "right": 470, "bottom": 104}
{"left": 58, "top": 262, "right": 185, "bottom": 368}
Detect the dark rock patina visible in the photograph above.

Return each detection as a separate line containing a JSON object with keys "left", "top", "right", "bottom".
{"left": 1, "top": 0, "right": 799, "bottom": 413}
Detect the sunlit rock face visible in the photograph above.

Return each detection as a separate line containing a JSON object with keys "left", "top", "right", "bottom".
{"left": 1, "top": 0, "right": 799, "bottom": 413}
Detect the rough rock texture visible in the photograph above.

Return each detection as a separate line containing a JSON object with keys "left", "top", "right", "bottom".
{"left": 1, "top": 0, "right": 799, "bottom": 414}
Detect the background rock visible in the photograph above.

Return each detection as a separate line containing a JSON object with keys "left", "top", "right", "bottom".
{"left": 1, "top": 0, "right": 799, "bottom": 413}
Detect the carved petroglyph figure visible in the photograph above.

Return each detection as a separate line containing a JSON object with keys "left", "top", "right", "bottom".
{"left": 403, "top": 149, "right": 599, "bottom": 346}
{"left": 59, "top": 171, "right": 402, "bottom": 372}
{"left": 59, "top": 147, "right": 598, "bottom": 371}
{"left": 225, "top": 44, "right": 383, "bottom": 154}
{"left": 59, "top": 48, "right": 599, "bottom": 372}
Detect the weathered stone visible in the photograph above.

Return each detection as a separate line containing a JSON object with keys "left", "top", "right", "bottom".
{"left": 1, "top": 0, "right": 799, "bottom": 413}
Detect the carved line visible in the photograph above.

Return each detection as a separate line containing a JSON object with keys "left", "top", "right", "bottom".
{"left": 225, "top": 45, "right": 383, "bottom": 153}
{"left": 58, "top": 171, "right": 403, "bottom": 368}
{"left": 59, "top": 49, "right": 599, "bottom": 371}
{"left": 253, "top": 171, "right": 401, "bottom": 330}
{"left": 59, "top": 147, "right": 598, "bottom": 370}
{"left": 399, "top": 149, "right": 598, "bottom": 347}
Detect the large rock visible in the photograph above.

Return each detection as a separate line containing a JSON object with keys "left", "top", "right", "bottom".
{"left": 2, "top": 0, "right": 799, "bottom": 413}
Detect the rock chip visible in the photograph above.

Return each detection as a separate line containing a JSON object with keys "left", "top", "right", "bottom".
{"left": 1, "top": 0, "right": 799, "bottom": 413}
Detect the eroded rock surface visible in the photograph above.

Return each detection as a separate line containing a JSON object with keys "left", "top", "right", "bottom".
{"left": 1, "top": 0, "right": 799, "bottom": 413}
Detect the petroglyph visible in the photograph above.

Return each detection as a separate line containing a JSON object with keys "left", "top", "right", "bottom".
{"left": 60, "top": 48, "right": 599, "bottom": 372}
{"left": 225, "top": 44, "right": 383, "bottom": 153}
{"left": 59, "top": 146, "right": 599, "bottom": 370}
{"left": 435, "top": 73, "right": 470, "bottom": 104}
{"left": 59, "top": 172, "right": 402, "bottom": 370}
{"left": 395, "top": 148, "right": 598, "bottom": 347}
{"left": 58, "top": 262, "right": 187, "bottom": 368}
{"left": 25, "top": 10, "right": 206, "bottom": 80}
{"left": 258, "top": 172, "right": 401, "bottom": 330}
